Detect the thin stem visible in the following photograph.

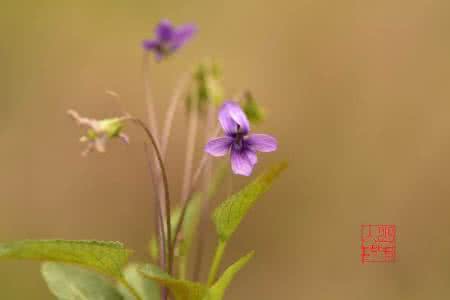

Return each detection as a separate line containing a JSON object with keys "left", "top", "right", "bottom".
{"left": 207, "top": 240, "right": 227, "bottom": 286}
{"left": 171, "top": 127, "right": 219, "bottom": 247}
{"left": 192, "top": 236, "right": 204, "bottom": 281}
{"left": 180, "top": 90, "right": 199, "bottom": 207}
{"left": 193, "top": 103, "right": 215, "bottom": 281}
{"left": 144, "top": 144, "right": 166, "bottom": 270}
{"left": 161, "top": 73, "right": 190, "bottom": 158}
{"left": 142, "top": 52, "right": 159, "bottom": 141}
{"left": 119, "top": 277, "right": 143, "bottom": 300}
{"left": 172, "top": 94, "right": 244, "bottom": 260}
{"left": 179, "top": 255, "right": 187, "bottom": 280}
{"left": 191, "top": 126, "right": 221, "bottom": 185}
{"left": 130, "top": 118, "right": 173, "bottom": 274}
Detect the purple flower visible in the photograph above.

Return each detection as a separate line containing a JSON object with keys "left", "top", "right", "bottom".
{"left": 142, "top": 19, "right": 197, "bottom": 61}
{"left": 205, "top": 101, "right": 277, "bottom": 176}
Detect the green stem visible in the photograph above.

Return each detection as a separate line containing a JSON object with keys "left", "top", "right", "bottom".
{"left": 207, "top": 240, "right": 227, "bottom": 286}
{"left": 119, "top": 277, "right": 143, "bottom": 300}
{"left": 179, "top": 254, "right": 187, "bottom": 280}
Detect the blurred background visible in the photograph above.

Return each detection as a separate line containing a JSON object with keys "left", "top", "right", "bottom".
{"left": 2, "top": 0, "right": 450, "bottom": 299}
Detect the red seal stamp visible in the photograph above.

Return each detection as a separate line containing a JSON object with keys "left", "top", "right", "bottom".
{"left": 360, "top": 224, "right": 396, "bottom": 263}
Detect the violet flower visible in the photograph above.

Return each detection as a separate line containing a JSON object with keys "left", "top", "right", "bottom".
{"left": 142, "top": 19, "right": 197, "bottom": 61}
{"left": 205, "top": 101, "right": 277, "bottom": 176}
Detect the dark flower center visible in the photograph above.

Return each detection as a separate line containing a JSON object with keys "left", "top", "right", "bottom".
{"left": 232, "top": 125, "right": 247, "bottom": 151}
{"left": 156, "top": 43, "right": 172, "bottom": 55}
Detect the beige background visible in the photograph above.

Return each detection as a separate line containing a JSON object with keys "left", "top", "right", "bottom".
{"left": 1, "top": 0, "right": 450, "bottom": 299}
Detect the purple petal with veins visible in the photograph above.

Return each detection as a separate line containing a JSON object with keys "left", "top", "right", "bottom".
{"left": 218, "top": 102, "right": 239, "bottom": 135}
{"left": 205, "top": 101, "right": 277, "bottom": 176}
{"left": 231, "top": 150, "right": 254, "bottom": 176}
{"left": 226, "top": 101, "right": 250, "bottom": 134}
{"left": 247, "top": 134, "right": 277, "bottom": 152}
{"left": 218, "top": 101, "right": 250, "bottom": 135}
{"left": 205, "top": 136, "right": 233, "bottom": 157}
{"left": 245, "top": 149, "right": 258, "bottom": 165}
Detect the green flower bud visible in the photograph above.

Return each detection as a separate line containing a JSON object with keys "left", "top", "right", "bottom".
{"left": 67, "top": 110, "right": 129, "bottom": 156}
{"left": 186, "top": 59, "right": 224, "bottom": 114}
{"left": 243, "top": 91, "right": 265, "bottom": 124}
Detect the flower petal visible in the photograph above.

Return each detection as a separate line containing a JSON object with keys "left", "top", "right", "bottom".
{"left": 94, "top": 135, "right": 108, "bottom": 153}
{"left": 226, "top": 101, "right": 250, "bottom": 134}
{"left": 218, "top": 101, "right": 250, "bottom": 135}
{"left": 247, "top": 134, "right": 278, "bottom": 152}
{"left": 205, "top": 136, "right": 233, "bottom": 157}
{"left": 172, "top": 24, "right": 197, "bottom": 50}
{"left": 156, "top": 19, "right": 175, "bottom": 42}
{"left": 245, "top": 149, "right": 258, "bottom": 165}
{"left": 231, "top": 150, "right": 254, "bottom": 176}
{"left": 218, "top": 102, "right": 238, "bottom": 135}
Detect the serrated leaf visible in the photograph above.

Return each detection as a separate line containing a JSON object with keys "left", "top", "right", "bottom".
{"left": 139, "top": 264, "right": 208, "bottom": 300}
{"left": 0, "top": 240, "right": 130, "bottom": 277}
{"left": 118, "top": 264, "right": 159, "bottom": 300}
{"left": 213, "top": 162, "right": 287, "bottom": 241}
{"left": 41, "top": 262, "right": 123, "bottom": 300}
{"left": 209, "top": 251, "right": 254, "bottom": 300}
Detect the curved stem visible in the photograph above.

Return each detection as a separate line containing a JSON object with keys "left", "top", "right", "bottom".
{"left": 129, "top": 117, "right": 173, "bottom": 274}
{"left": 120, "top": 277, "right": 143, "bottom": 300}
{"left": 143, "top": 144, "right": 166, "bottom": 270}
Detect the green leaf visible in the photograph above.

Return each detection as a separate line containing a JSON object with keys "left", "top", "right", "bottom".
{"left": 0, "top": 240, "right": 130, "bottom": 277}
{"left": 139, "top": 251, "right": 253, "bottom": 300}
{"left": 209, "top": 251, "right": 254, "bottom": 300}
{"left": 118, "top": 264, "right": 159, "bottom": 300}
{"left": 41, "top": 262, "right": 123, "bottom": 300}
{"left": 139, "top": 264, "right": 208, "bottom": 300}
{"left": 213, "top": 162, "right": 287, "bottom": 241}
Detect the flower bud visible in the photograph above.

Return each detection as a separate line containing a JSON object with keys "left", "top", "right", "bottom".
{"left": 243, "top": 91, "right": 265, "bottom": 124}
{"left": 67, "top": 110, "right": 129, "bottom": 156}
{"left": 186, "top": 59, "right": 224, "bottom": 114}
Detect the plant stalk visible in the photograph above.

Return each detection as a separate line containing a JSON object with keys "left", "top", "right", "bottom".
{"left": 193, "top": 103, "right": 215, "bottom": 280}
{"left": 172, "top": 93, "right": 245, "bottom": 267}
{"left": 207, "top": 240, "right": 227, "bottom": 286}
{"left": 142, "top": 52, "right": 159, "bottom": 140}
{"left": 161, "top": 73, "right": 189, "bottom": 158}
{"left": 143, "top": 144, "right": 166, "bottom": 270}
{"left": 130, "top": 118, "right": 173, "bottom": 274}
